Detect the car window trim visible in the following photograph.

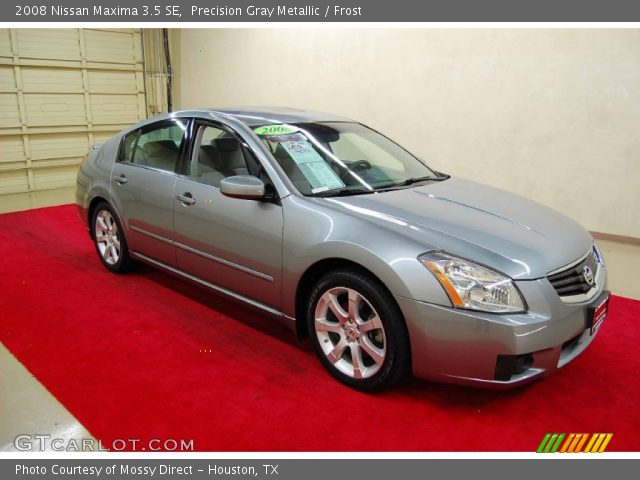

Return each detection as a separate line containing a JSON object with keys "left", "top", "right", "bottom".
{"left": 116, "top": 118, "right": 190, "bottom": 175}
{"left": 115, "top": 162, "right": 181, "bottom": 177}
{"left": 116, "top": 128, "right": 139, "bottom": 164}
{"left": 180, "top": 119, "right": 276, "bottom": 189}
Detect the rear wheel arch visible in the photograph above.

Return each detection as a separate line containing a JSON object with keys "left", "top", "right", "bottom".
{"left": 88, "top": 196, "right": 126, "bottom": 241}
{"left": 90, "top": 200, "right": 133, "bottom": 273}
{"left": 88, "top": 196, "right": 109, "bottom": 237}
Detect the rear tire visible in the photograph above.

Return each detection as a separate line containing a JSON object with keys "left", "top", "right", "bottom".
{"left": 91, "top": 202, "right": 132, "bottom": 273}
{"left": 306, "top": 268, "right": 410, "bottom": 392}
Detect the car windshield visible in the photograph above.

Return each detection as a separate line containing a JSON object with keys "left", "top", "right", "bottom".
{"left": 254, "top": 122, "right": 445, "bottom": 196}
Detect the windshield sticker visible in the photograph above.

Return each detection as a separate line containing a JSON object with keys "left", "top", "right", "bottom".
{"left": 254, "top": 124, "right": 300, "bottom": 136}
{"left": 298, "top": 163, "right": 345, "bottom": 191}
{"left": 281, "top": 140, "right": 320, "bottom": 163}
{"left": 281, "top": 140, "right": 345, "bottom": 191}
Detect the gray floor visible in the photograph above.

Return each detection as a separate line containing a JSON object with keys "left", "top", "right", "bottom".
{"left": 0, "top": 343, "right": 94, "bottom": 452}
{"left": 1, "top": 189, "right": 95, "bottom": 451}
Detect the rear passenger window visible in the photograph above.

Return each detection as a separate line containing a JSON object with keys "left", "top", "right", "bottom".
{"left": 120, "top": 130, "right": 140, "bottom": 163}
{"left": 120, "top": 121, "right": 185, "bottom": 172}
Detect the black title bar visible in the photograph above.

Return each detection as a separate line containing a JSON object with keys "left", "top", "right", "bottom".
{"left": 5, "top": 0, "right": 640, "bottom": 22}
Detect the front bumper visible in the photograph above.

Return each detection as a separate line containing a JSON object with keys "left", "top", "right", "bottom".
{"left": 397, "top": 269, "right": 608, "bottom": 388}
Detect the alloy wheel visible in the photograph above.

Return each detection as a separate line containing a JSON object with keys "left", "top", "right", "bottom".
{"left": 314, "top": 287, "right": 386, "bottom": 379}
{"left": 94, "top": 210, "right": 121, "bottom": 265}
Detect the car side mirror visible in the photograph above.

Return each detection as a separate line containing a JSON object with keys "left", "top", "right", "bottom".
{"left": 220, "top": 175, "right": 265, "bottom": 200}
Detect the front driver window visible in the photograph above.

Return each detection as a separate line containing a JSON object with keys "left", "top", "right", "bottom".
{"left": 189, "top": 125, "right": 259, "bottom": 188}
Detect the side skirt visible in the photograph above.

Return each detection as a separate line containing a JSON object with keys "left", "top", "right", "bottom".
{"left": 130, "top": 250, "right": 297, "bottom": 329}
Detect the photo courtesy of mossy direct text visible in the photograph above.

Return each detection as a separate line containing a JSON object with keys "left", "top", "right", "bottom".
{"left": 16, "top": 464, "right": 195, "bottom": 476}
{"left": 15, "top": 464, "right": 271, "bottom": 477}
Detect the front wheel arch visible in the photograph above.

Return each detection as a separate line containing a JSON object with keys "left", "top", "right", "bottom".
{"left": 305, "top": 267, "right": 412, "bottom": 391}
{"left": 295, "top": 259, "right": 379, "bottom": 339}
{"left": 295, "top": 260, "right": 412, "bottom": 371}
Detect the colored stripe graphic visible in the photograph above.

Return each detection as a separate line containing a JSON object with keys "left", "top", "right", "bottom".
{"left": 574, "top": 433, "right": 589, "bottom": 452}
{"left": 537, "top": 433, "right": 613, "bottom": 453}
{"left": 550, "top": 433, "right": 565, "bottom": 452}
{"left": 536, "top": 433, "right": 551, "bottom": 453}
{"left": 567, "top": 433, "right": 582, "bottom": 452}
{"left": 592, "top": 434, "right": 606, "bottom": 452}
{"left": 559, "top": 433, "right": 575, "bottom": 453}
{"left": 537, "top": 433, "right": 565, "bottom": 453}
{"left": 598, "top": 434, "right": 613, "bottom": 452}
{"left": 544, "top": 433, "right": 559, "bottom": 453}
{"left": 585, "top": 433, "right": 613, "bottom": 453}
{"left": 584, "top": 434, "right": 598, "bottom": 452}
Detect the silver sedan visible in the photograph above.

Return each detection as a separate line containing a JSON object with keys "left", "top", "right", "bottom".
{"left": 76, "top": 107, "right": 609, "bottom": 391}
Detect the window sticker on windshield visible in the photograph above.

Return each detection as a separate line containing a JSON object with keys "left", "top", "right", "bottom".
{"left": 298, "top": 163, "right": 345, "bottom": 191}
{"left": 281, "top": 140, "right": 345, "bottom": 191}
{"left": 281, "top": 140, "right": 323, "bottom": 164}
{"left": 254, "top": 124, "right": 300, "bottom": 136}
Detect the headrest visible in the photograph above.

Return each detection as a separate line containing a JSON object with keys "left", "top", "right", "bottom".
{"left": 215, "top": 137, "right": 240, "bottom": 153}
{"left": 199, "top": 145, "right": 222, "bottom": 170}
{"left": 142, "top": 140, "right": 178, "bottom": 155}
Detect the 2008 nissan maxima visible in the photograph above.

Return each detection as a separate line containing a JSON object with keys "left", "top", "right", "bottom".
{"left": 76, "top": 107, "right": 610, "bottom": 391}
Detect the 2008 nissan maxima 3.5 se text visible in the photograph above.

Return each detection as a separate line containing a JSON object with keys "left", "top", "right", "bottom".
{"left": 76, "top": 107, "right": 610, "bottom": 391}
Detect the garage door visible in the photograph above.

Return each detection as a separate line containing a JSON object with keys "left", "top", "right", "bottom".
{"left": 0, "top": 29, "right": 147, "bottom": 194}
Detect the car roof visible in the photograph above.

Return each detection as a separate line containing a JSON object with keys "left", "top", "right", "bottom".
{"left": 168, "top": 106, "right": 355, "bottom": 127}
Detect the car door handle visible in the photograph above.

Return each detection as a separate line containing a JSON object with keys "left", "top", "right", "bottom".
{"left": 176, "top": 192, "right": 196, "bottom": 205}
{"left": 113, "top": 174, "right": 127, "bottom": 185}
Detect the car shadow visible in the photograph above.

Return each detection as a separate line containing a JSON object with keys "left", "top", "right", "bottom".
{"left": 133, "top": 262, "right": 537, "bottom": 404}
{"left": 134, "top": 262, "right": 305, "bottom": 349}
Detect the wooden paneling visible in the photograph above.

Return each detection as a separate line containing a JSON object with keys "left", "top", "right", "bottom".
{"left": 0, "top": 28, "right": 147, "bottom": 194}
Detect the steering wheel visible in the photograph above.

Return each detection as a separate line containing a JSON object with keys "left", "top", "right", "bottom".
{"left": 340, "top": 160, "right": 372, "bottom": 181}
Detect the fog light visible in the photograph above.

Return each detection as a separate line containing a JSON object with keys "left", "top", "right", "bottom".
{"left": 514, "top": 354, "right": 534, "bottom": 374}
{"left": 495, "top": 353, "right": 534, "bottom": 381}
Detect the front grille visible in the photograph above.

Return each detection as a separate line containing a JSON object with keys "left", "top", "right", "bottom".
{"left": 547, "top": 250, "right": 599, "bottom": 297}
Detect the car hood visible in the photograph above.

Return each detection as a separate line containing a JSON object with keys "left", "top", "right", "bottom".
{"left": 322, "top": 177, "right": 593, "bottom": 280}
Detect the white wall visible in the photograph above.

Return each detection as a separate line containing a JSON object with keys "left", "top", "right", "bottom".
{"left": 176, "top": 29, "right": 640, "bottom": 238}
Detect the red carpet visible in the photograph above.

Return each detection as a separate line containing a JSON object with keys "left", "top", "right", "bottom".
{"left": 1, "top": 204, "right": 639, "bottom": 451}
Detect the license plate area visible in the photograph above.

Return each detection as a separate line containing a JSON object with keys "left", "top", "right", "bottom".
{"left": 587, "top": 290, "right": 610, "bottom": 336}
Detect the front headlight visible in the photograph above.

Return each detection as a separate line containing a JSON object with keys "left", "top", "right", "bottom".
{"left": 419, "top": 251, "right": 526, "bottom": 313}
{"left": 593, "top": 243, "right": 605, "bottom": 267}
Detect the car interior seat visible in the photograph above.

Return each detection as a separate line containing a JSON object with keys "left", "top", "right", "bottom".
{"left": 139, "top": 140, "right": 179, "bottom": 171}
{"left": 198, "top": 145, "right": 220, "bottom": 172}
{"left": 215, "top": 137, "right": 249, "bottom": 178}
{"left": 196, "top": 144, "right": 225, "bottom": 185}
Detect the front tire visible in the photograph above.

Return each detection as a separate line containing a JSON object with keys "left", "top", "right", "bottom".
{"left": 91, "top": 202, "right": 132, "bottom": 273}
{"left": 306, "top": 268, "right": 410, "bottom": 392}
